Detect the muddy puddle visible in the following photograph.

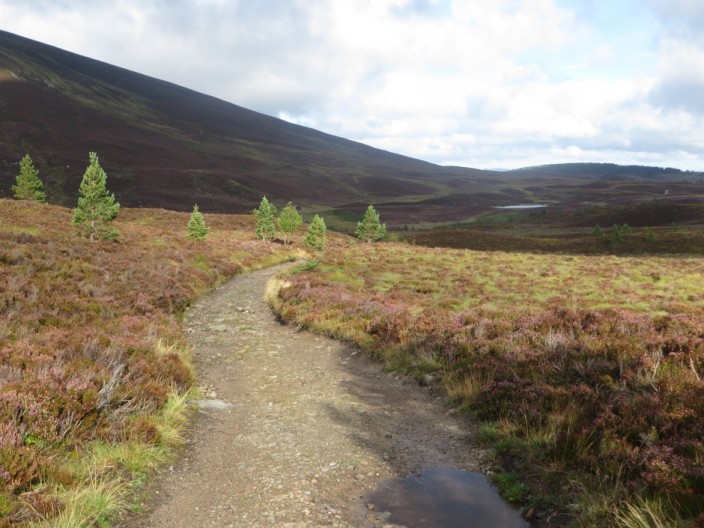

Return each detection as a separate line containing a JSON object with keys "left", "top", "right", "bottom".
{"left": 365, "top": 466, "right": 528, "bottom": 527}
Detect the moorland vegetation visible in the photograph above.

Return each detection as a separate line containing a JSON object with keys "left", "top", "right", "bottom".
{"left": 4, "top": 149, "right": 704, "bottom": 527}
{"left": 271, "top": 243, "right": 704, "bottom": 526}
{"left": 0, "top": 199, "right": 308, "bottom": 526}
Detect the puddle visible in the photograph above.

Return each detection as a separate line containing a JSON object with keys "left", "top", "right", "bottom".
{"left": 365, "top": 466, "right": 528, "bottom": 527}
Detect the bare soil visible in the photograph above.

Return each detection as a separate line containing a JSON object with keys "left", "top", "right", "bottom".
{"left": 123, "top": 264, "right": 495, "bottom": 527}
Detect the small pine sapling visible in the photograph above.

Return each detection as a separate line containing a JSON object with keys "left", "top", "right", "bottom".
{"left": 72, "top": 152, "right": 120, "bottom": 240}
{"left": 186, "top": 204, "right": 210, "bottom": 241}
{"left": 278, "top": 201, "right": 302, "bottom": 245}
{"left": 12, "top": 154, "right": 46, "bottom": 202}
{"left": 254, "top": 196, "right": 277, "bottom": 241}
{"left": 304, "top": 214, "right": 326, "bottom": 251}
{"left": 355, "top": 204, "right": 386, "bottom": 243}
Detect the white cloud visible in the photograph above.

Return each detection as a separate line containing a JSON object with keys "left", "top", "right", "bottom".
{"left": 1, "top": 0, "right": 703, "bottom": 170}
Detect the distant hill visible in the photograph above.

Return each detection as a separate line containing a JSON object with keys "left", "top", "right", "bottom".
{"left": 506, "top": 162, "right": 697, "bottom": 182}
{"left": 1, "top": 31, "right": 702, "bottom": 225}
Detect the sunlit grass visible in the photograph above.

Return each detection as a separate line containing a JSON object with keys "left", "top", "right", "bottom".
{"left": 28, "top": 474, "right": 128, "bottom": 528}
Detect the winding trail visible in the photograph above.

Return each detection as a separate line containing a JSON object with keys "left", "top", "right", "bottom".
{"left": 127, "top": 264, "right": 497, "bottom": 527}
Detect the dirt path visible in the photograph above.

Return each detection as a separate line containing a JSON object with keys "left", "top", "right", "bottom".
{"left": 127, "top": 264, "right": 496, "bottom": 527}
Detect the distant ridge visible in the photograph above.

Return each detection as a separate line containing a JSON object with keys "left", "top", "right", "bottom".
{"left": 507, "top": 162, "right": 693, "bottom": 181}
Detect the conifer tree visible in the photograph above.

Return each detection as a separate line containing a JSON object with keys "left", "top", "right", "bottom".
{"left": 72, "top": 152, "right": 120, "bottom": 240}
{"left": 355, "top": 205, "right": 386, "bottom": 243}
{"left": 12, "top": 154, "right": 46, "bottom": 202}
{"left": 254, "top": 196, "right": 277, "bottom": 241}
{"left": 304, "top": 214, "right": 326, "bottom": 251}
{"left": 278, "top": 201, "right": 302, "bottom": 245}
{"left": 186, "top": 204, "right": 210, "bottom": 241}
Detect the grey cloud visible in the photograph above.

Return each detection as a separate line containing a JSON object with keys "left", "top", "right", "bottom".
{"left": 645, "top": 0, "right": 704, "bottom": 42}
{"left": 650, "top": 77, "right": 704, "bottom": 116}
{"left": 390, "top": 0, "right": 449, "bottom": 19}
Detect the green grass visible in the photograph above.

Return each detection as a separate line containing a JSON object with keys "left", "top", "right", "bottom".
{"left": 491, "top": 472, "right": 527, "bottom": 502}
{"left": 29, "top": 475, "right": 128, "bottom": 528}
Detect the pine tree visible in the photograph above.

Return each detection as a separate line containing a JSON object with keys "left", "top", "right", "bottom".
{"left": 278, "top": 201, "right": 302, "bottom": 245}
{"left": 254, "top": 196, "right": 277, "bottom": 241}
{"left": 355, "top": 205, "right": 386, "bottom": 243}
{"left": 72, "top": 152, "right": 120, "bottom": 240}
{"left": 12, "top": 154, "right": 46, "bottom": 202}
{"left": 186, "top": 204, "right": 210, "bottom": 241}
{"left": 304, "top": 214, "right": 326, "bottom": 251}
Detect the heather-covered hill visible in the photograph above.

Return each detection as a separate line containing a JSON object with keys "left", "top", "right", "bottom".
{"left": 3, "top": 31, "right": 703, "bottom": 229}
{"left": 0, "top": 30, "right": 491, "bottom": 214}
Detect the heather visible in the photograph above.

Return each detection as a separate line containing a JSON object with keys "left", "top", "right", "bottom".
{"left": 0, "top": 199, "right": 299, "bottom": 525}
{"left": 272, "top": 243, "right": 704, "bottom": 525}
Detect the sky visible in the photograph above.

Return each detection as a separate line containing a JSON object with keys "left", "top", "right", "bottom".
{"left": 2, "top": 0, "right": 704, "bottom": 171}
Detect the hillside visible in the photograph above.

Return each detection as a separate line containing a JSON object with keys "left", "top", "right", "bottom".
{"left": 506, "top": 162, "right": 700, "bottom": 182}
{"left": 2, "top": 31, "right": 703, "bottom": 228}
{"left": 0, "top": 30, "right": 494, "bottom": 214}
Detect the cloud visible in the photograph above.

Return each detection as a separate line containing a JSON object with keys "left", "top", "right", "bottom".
{"left": 1, "top": 0, "right": 703, "bottom": 170}
{"left": 645, "top": 0, "right": 704, "bottom": 36}
{"left": 390, "top": 0, "right": 452, "bottom": 18}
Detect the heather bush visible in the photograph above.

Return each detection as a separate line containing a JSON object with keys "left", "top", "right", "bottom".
{"left": 273, "top": 243, "right": 704, "bottom": 524}
{"left": 0, "top": 199, "right": 298, "bottom": 524}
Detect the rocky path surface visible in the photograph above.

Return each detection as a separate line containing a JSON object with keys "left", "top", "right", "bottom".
{"left": 127, "top": 264, "right": 493, "bottom": 527}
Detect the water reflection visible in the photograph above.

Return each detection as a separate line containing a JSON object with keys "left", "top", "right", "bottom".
{"left": 365, "top": 466, "right": 528, "bottom": 527}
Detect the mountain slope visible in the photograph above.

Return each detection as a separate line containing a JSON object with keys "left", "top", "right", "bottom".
{"left": 2, "top": 31, "right": 702, "bottom": 225}
{"left": 0, "top": 30, "right": 491, "bottom": 212}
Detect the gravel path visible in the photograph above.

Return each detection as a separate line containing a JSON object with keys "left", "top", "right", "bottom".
{"left": 125, "top": 264, "right": 495, "bottom": 527}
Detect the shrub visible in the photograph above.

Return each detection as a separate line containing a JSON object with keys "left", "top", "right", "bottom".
{"left": 355, "top": 205, "right": 386, "bottom": 242}
{"left": 72, "top": 152, "right": 120, "bottom": 240}
{"left": 254, "top": 196, "right": 277, "bottom": 241}
{"left": 185, "top": 204, "right": 209, "bottom": 241}
{"left": 304, "top": 214, "right": 326, "bottom": 251}
{"left": 12, "top": 154, "right": 46, "bottom": 203}
{"left": 278, "top": 202, "right": 302, "bottom": 245}
{"left": 271, "top": 243, "right": 704, "bottom": 524}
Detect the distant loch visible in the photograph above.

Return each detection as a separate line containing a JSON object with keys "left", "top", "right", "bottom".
{"left": 494, "top": 204, "right": 548, "bottom": 209}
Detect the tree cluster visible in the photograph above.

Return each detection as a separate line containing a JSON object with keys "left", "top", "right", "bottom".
{"left": 11, "top": 153, "right": 387, "bottom": 251}
{"left": 252, "top": 197, "right": 329, "bottom": 250}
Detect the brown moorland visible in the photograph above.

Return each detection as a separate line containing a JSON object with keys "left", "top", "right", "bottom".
{"left": 272, "top": 243, "right": 704, "bottom": 526}
{"left": 0, "top": 199, "right": 305, "bottom": 526}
